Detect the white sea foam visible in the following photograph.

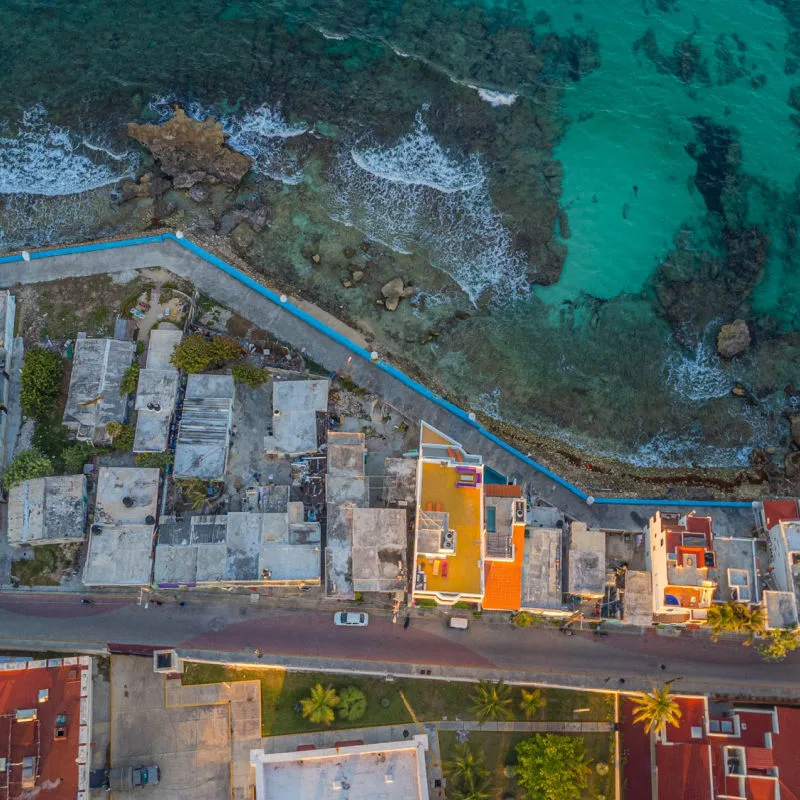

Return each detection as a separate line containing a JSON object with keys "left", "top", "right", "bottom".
{"left": 329, "top": 111, "right": 530, "bottom": 305}
{"left": 319, "top": 29, "right": 348, "bottom": 40}
{"left": 0, "top": 106, "right": 136, "bottom": 197}
{"left": 665, "top": 330, "right": 734, "bottom": 403}
{"left": 475, "top": 88, "right": 519, "bottom": 106}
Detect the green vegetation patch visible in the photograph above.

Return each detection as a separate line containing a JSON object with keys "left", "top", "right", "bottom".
{"left": 181, "top": 664, "right": 614, "bottom": 737}
{"left": 171, "top": 333, "right": 241, "bottom": 373}
{"left": 11, "top": 542, "right": 81, "bottom": 587}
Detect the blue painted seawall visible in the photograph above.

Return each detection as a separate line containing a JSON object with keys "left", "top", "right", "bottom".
{"left": 2, "top": 232, "right": 753, "bottom": 510}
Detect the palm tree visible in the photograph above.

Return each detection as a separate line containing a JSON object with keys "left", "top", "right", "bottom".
{"left": 631, "top": 686, "right": 682, "bottom": 735}
{"left": 742, "top": 606, "right": 767, "bottom": 645}
{"left": 519, "top": 688, "right": 546, "bottom": 720}
{"left": 707, "top": 602, "right": 749, "bottom": 641}
{"left": 470, "top": 680, "right": 514, "bottom": 723}
{"left": 338, "top": 686, "right": 367, "bottom": 721}
{"left": 446, "top": 743, "right": 491, "bottom": 800}
{"left": 180, "top": 478, "right": 209, "bottom": 511}
{"left": 300, "top": 684, "right": 340, "bottom": 726}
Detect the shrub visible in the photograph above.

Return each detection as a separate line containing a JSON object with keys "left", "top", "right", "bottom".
{"left": 120, "top": 363, "right": 140, "bottom": 395}
{"left": 231, "top": 363, "right": 269, "bottom": 387}
{"left": 20, "top": 347, "right": 62, "bottom": 418}
{"left": 338, "top": 686, "right": 367, "bottom": 721}
{"left": 514, "top": 611, "right": 533, "bottom": 628}
{"left": 2, "top": 448, "right": 53, "bottom": 491}
{"left": 136, "top": 451, "right": 174, "bottom": 469}
{"left": 171, "top": 333, "right": 240, "bottom": 373}
{"left": 62, "top": 442, "right": 94, "bottom": 474}
{"left": 515, "top": 734, "right": 588, "bottom": 800}
{"left": 107, "top": 421, "right": 135, "bottom": 451}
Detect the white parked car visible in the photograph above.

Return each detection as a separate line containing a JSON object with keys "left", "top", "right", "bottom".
{"left": 334, "top": 611, "right": 369, "bottom": 627}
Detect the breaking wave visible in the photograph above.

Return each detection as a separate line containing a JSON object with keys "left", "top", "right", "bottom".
{"left": 329, "top": 111, "right": 530, "bottom": 305}
{"left": 0, "top": 105, "right": 136, "bottom": 197}
{"left": 149, "top": 97, "right": 308, "bottom": 185}
{"left": 665, "top": 331, "right": 735, "bottom": 403}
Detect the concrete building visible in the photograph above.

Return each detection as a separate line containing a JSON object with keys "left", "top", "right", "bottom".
{"left": 567, "top": 521, "right": 606, "bottom": 598}
{"left": 520, "top": 527, "right": 564, "bottom": 614}
{"left": 351, "top": 507, "right": 407, "bottom": 593}
{"left": 762, "top": 589, "right": 799, "bottom": 630}
{"left": 0, "top": 291, "right": 16, "bottom": 469}
{"left": 83, "top": 467, "right": 160, "bottom": 586}
{"left": 622, "top": 570, "right": 655, "bottom": 626}
{"left": 63, "top": 336, "right": 135, "bottom": 443}
{"left": 7, "top": 475, "right": 87, "bottom": 547}
{"left": 174, "top": 374, "right": 235, "bottom": 479}
{"left": 264, "top": 379, "right": 328, "bottom": 455}
{"left": 250, "top": 737, "right": 430, "bottom": 800}
{"left": 133, "top": 329, "right": 182, "bottom": 453}
{"left": 325, "top": 431, "right": 367, "bottom": 599}
{"left": 0, "top": 656, "right": 92, "bottom": 800}
{"left": 482, "top": 484, "right": 526, "bottom": 612}
{"left": 647, "top": 511, "right": 717, "bottom": 625}
{"left": 761, "top": 500, "right": 800, "bottom": 628}
{"left": 154, "top": 504, "right": 321, "bottom": 586}
{"left": 412, "top": 423, "right": 484, "bottom": 606}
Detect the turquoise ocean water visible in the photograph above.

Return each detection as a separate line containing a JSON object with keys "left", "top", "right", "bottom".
{"left": 1, "top": 0, "right": 799, "bottom": 467}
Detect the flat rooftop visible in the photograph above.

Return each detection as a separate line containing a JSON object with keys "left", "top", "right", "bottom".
{"left": 713, "top": 537, "right": 758, "bottom": 605}
{"left": 568, "top": 522, "right": 606, "bottom": 597}
{"left": 7, "top": 475, "right": 86, "bottom": 546}
{"left": 416, "top": 458, "right": 483, "bottom": 597}
{"left": 351, "top": 507, "right": 407, "bottom": 593}
{"left": 251, "top": 737, "right": 429, "bottom": 800}
{"left": 623, "top": 570, "right": 654, "bottom": 626}
{"left": 521, "top": 527, "right": 562, "bottom": 611}
{"left": 383, "top": 457, "right": 417, "bottom": 505}
{"left": 174, "top": 373, "right": 234, "bottom": 479}
{"left": 154, "top": 507, "right": 320, "bottom": 585}
{"left": 84, "top": 467, "right": 160, "bottom": 586}
{"left": 327, "top": 431, "right": 366, "bottom": 504}
{"left": 763, "top": 590, "right": 799, "bottom": 630}
{"left": 134, "top": 335, "right": 180, "bottom": 453}
{"left": 0, "top": 657, "right": 91, "bottom": 800}
{"left": 264, "top": 379, "right": 328, "bottom": 454}
{"left": 325, "top": 502, "right": 355, "bottom": 599}
{"left": 63, "top": 337, "right": 135, "bottom": 439}
{"left": 94, "top": 467, "right": 159, "bottom": 525}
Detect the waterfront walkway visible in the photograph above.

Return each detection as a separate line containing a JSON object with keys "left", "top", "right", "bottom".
{"left": 0, "top": 233, "right": 756, "bottom": 533}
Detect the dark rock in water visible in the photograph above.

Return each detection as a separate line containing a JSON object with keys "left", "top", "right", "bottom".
{"left": 343, "top": 247, "right": 356, "bottom": 258}
{"left": 717, "top": 319, "right": 751, "bottom": 358}
{"left": 731, "top": 382, "right": 758, "bottom": 405}
{"left": 556, "top": 208, "right": 571, "bottom": 239}
{"left": 188, "top": 184, "right": 209, "bottom": 203}
{"left": 789, "top": 85, "right": 800, "bottom": 111}
{"left": 128, "top": 106, "right": 252, "bottom": 188}
{"left": 687, "top": 117, "right": 740, "bottom": 216}
{"left": 789, "top": 413, "right": 800, "bottom": 447}
{"left": 634, "top": 29, "right": 711, "bottom": 85}
{"left": 230, "top": 221, "right": 256, "bottom": 254}
{"left": 785, "top": 450, "right": 800, "bottom": 479}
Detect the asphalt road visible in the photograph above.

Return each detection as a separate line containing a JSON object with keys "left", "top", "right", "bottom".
{"left": 2, "top": 594, "right": 799, "bottom": 700}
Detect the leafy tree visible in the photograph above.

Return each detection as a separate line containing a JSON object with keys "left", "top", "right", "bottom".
{"left": 470, "top": 680, "right": 514, "bottom": 723}
{"left": 20, "top": 347, "right": 62, "bottom": 418}
{"left": 106, "top": 421, "right": 135, "bottom": 451}
{"left": 519, "top": 688, "right": 546, "bottom": 720}
{"left": 180, "top": 478, "right": 210, "bottom": 510}
{"left": 631, "top": 686, "right": 682, "bottom": 734}
{"left": 136, "top": 451, "right": 174, "bottom": 469}
{"left": 171, "top": 333, "right": 240, "bottom": 374}
{"left": 757, "top": 626, "right": 800, "bottom": 662}
{"left": 300, "top": 684, "right": 339, "bottom": 726}
{"left": 2, "top": 448, "right": 53, "bottom": 491}
{"left": 62, "top": 441, "right": 94, "bottom": 474}
{"left": 119, "top": 363, "right": 140, "bottom": 395}
{"left": 231, "top": 363, "right": 269, "bottom": 388}
{"left": 338, "top": 686, "right": 367, "bottom": 721}
{"left": 515, "top": 734, "right": 588, "bottom": 800}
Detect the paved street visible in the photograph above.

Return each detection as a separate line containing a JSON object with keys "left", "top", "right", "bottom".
{"left": 0, "top": 236, "right": 759, "bottom": 532}
{"left": 1, "top": 593, "right": 799, "bottom": 701}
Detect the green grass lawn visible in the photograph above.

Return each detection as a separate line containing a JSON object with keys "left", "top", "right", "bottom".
{"left": 182, "top": 662, "right": 614, "bottom": 737}
{"left": 439, "top": 729, "right": 615, "bottom": 800}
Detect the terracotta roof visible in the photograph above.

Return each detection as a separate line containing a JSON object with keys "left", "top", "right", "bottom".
{"left": 620, "top": 699, "right": 653, "bottom": 800}
{"left": 773, "top": 708, "right": 800, "bottom": 800}
{"left": 483, "top": 484, "right": 522, "bottom": 498}
{"left": 763, "top": 500, "right": 799, "bottom": 530}
{"left": 746, "top": 779, "right": 778, "bottom": 800}
{"left": 656, "top": 743, "right": 712, "bottom": 800}
{"left": 747, "top": 747, "right": 775, "bottom": 770}
{"left": 0, "top": 661, "right": 87, "bottom": 799}
{"left": 482, "top": 524, "right": 524, "bottom": 611}
{"left": 664, "top": 697, "right": 708, "bottom": 744}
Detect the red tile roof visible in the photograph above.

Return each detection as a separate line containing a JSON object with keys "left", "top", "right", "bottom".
{"left": 620, "top": 699, "right": 653, "bottom": 800}
{"left": 0, "top": 660, "right": 88, "bottom": 799}
{"left": 665, "top": 697, "right": 708, "bottom": 744}
{"left": 773, "top": 708, "right": 800, "bottom": 800}
{"left": 747, "top": 747, "right": 775, "bottom": 770}
{"left": 656, "top": 743, "right": 712, "bottom": 800}
{"left": 746, "top": 779, "right": 778, "bottom": 800}
{"left": 762, "top": 500, "right": 799, "bottom": 530}
{"left": 483, "top": 484, "right": 522, "bottom": 498}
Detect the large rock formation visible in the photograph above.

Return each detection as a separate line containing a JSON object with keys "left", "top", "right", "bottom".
{"left": 717, "top": 319, "right": 751, "bottom": 359}
{"left": 128, "top": 107, "right": 252, "bottom": 188}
